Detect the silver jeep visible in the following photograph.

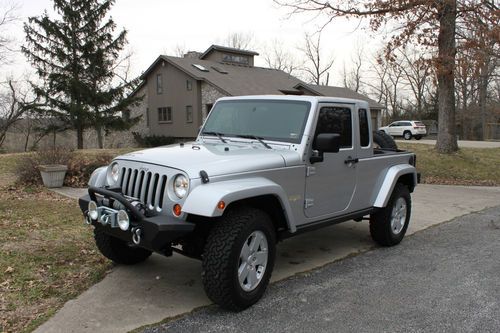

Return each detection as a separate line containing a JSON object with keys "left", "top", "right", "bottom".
{"left": 80, "top": 95, "right": 418, "bottom": 310}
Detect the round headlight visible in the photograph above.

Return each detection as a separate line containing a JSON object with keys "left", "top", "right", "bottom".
{"left": 173, "top": 174, "right": 189, "bottom": 198}
{"left": 117, "top": 210, "right": 129, "bottom": 231}
{"left": 88, "top": 201, "right": 98, "bottom": 220}
{"left": 107, "top": 163, "right": 120, "bottom": 186}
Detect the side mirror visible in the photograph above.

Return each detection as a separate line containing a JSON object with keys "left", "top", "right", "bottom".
{"left": 315, "top": 133, "right": 340, "bottom": 153}
{"left": 310, "top": 133, "right": 341, "bottom": 164}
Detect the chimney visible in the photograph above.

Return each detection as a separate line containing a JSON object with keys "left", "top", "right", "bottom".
{"left": 183, "top": 51, "right": 202, "bottom": 59}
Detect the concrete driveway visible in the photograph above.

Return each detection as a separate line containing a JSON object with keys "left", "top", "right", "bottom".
{"left": 396, "top": 139, "right": 500, "bottom": 148}
{"left": 37, "top": 185, "right": 500, "bottom": 333}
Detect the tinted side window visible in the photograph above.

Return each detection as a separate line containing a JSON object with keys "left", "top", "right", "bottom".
{"left": 403, "top": 121, "right": 412, "bottom": 126}
{"left": 358, "top": 108, "right": 369, "bottom": 147}
{"left": 315, "top": 106, "right": 352, "bottom": 148}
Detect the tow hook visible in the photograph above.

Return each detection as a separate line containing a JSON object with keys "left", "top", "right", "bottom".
{"left": 131, "top": 227, "right": 142, "bottom": 245}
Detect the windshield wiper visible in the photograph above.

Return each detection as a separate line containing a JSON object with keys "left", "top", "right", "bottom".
{"left": 236, "top": 135, "right": 272, "bottom": 149}
{"left": 202, "top": 131, "right": 227, "bottom": 143}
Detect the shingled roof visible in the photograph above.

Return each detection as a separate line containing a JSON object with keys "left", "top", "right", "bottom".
{"left": 138, "top": 50, "right": 384, "bottom": 109}
{"left": 141, "top": 55, "right": 304, "bottom": 96}
{"left": 200, "top": 44, "right": 259, "bottom": 59}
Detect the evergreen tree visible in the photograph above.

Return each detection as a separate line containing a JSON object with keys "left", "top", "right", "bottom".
{"left": 83, "top": 1, "right": 142, "bottom": 148}
{"left": 22, "top": 0, "right": 141, "bottom": 149}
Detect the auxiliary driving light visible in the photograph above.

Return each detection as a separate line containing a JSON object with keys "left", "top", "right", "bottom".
{"left": 88, "top": 201, "right": 98, "bottom": 220}
{"left": 117, "top": 210, "right": 130, "bottom": 231}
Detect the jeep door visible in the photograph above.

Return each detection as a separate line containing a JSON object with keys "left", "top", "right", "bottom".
{"left": 304, "top": 104, "right": 357, "bottom": 219}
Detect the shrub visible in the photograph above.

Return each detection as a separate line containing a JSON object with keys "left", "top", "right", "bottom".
{"left": 65, "top": 153, "right": 113, "bottom": 187}
{"left": 15, "top": 148, "right": 113, "bottom": 187}
{"left": 15, "top": 147, "right": 73, "bottom": 185}
{"left": 133, "top": 132, "right": 176, "bottom": 147}
{"left": 15, "top": 155, "right": 42, "bottom": 185}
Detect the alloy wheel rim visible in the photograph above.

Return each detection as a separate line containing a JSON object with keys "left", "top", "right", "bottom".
{"left": 390, "top": 197, "right": 407, "bottom": 234}
{"left": 238, "top": 230, "right": 268, "bottom": 292}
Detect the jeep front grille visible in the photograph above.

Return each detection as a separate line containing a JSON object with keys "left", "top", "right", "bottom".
{"left": 119, "top": 167, "right": 168, "bottom": 211}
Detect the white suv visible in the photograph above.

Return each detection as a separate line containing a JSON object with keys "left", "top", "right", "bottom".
{"left": 379, "top": 120, "right": 427, "bottom": 140}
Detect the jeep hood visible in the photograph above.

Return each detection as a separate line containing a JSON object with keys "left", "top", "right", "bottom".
{"left": 116, "top": 142, "right": 301, "bottom": 179}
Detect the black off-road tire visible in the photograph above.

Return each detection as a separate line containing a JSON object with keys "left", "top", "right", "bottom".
{"left": 403, "top": 131, "right": 412, "bottom": 140}
{"left": 373, "top": 130, "right": 398, "bottom": 150}
{"left": 370, "top": 183, "right": 411, "bottom": 246}
{"left": 202, "top": 207, "right": 276, "bottom": 311}
{"left": 94, "top": 228, "right": 152, "bottom": 265}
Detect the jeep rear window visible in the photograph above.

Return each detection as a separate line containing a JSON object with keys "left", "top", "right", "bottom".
{"left": 202, "top": 100, "right": 311, "bottom": 144}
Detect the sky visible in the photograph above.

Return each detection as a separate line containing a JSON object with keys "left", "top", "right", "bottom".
{"left": 2, "top": 0, "right": 383, "bottom": 85}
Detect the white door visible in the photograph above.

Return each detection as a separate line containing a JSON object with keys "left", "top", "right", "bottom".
{"left": 388, "top": 122, "right": 401, "bottom": 136}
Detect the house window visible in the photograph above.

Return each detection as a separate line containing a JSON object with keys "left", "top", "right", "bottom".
{"left": 186, "top": 80, "right": 192, "bottom": 91}
{"left": 156, "top": 74, "right": 163, "bottom": 94}
{"left": 186, "top": 105, "right": 193, "bottom": 123}
{"left": 222, "top": 53, "right": 249, "bottom": 65}
{"left": 158, "top": 107, "right": 172, "bottom": 123}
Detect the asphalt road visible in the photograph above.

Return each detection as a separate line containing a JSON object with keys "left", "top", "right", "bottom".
{"left": 144, "top": 206, "right": 500, "bottom": 333}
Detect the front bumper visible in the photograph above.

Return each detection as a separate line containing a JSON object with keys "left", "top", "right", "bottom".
{"left": 79, "top": 186, "right": 195, "bottom": 253}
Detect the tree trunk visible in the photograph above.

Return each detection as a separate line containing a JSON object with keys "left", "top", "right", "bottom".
{"left": 24, "top": 123, "right": 31, "bottom": 152}
{"left": 435, "top": 0, "right": 458, "bottom": 153}
{"left": 478, "top": 59, "right": 489, "bottom": 141}
{"left": 96, "top": 125, "right": 104, "bottom": 149}
{"left": 0, "top": 132, "right": 5, "bottom": 147}
{"left": 77, "top": 125, "right": 84, "bottom": 149}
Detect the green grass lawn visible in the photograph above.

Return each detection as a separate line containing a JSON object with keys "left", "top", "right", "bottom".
{"left": 398, "top": 143, "right": 500, "bottom": 186}
{"left": 0, "top": 187, "right": 111, "bottom": 333}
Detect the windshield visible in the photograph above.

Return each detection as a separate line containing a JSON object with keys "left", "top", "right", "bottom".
{"left": 202, "top": 100, "right": 311, "bottom": 144}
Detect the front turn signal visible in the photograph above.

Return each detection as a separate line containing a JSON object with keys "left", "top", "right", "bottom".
{"left": 173, "top": 204, "right": 182, "bottom": 216}
{"left": 217, "top": 201, "right": 226, "bottom": 210}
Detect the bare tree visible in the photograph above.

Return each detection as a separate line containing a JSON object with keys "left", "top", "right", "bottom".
{"left": 364, "top": 51, "right": 407, "bottom": 123}
{"left": 263, "top": 39, "right": 301, "bottom": 75}
{"left": 455, "top": 48, "right": 476, "bottom": 138}
{"left": 275, "top": 0, "right": 495, "bottom": 152}
{"left": 398, "top": 48, "right": 433, "bottom": 119}
{"left": 0, "top": 80, "right": 39, "bottom": 147}
{"left": 452, "top": 3, "right": 499, "bottom": 140}
{"left": 173, "top": 44, "right": 187, "bottom": 57}
{"left": 222, "top": 32, "right": 254, "bottom": 50}
{"left": 0, "top": 2, "right": 18, "bottom": 65}
{"left": 299, "top": 32, "right": 334, "bottom": 85}
{"left": 341, "top": 42, "right": 365, "bottom": 93}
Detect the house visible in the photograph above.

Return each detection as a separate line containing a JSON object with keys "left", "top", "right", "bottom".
{"left": 130, "top": 45, "right": 384, "bottom": 139}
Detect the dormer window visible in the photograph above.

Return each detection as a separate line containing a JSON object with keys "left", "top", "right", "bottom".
{"left": 222, "top": 54, "right": 249, "bottom": 65}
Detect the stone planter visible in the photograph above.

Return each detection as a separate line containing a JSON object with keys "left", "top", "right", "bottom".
{"left": 39, "top": 164, "right": 68, "bottom": 188}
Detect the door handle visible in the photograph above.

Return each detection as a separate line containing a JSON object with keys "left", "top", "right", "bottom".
{"left": 344, "top": 157, "right": 359, "bottom": 165}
